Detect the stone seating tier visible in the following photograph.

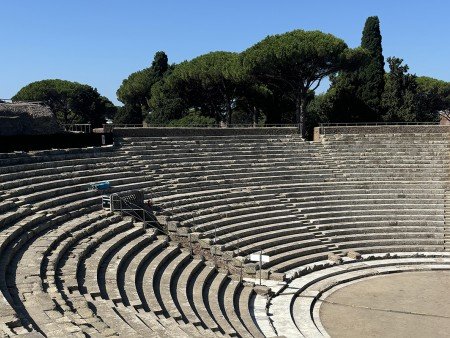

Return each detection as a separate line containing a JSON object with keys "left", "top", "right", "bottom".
{"left": 0, "top": 131, "right": 449, "bottom": 337}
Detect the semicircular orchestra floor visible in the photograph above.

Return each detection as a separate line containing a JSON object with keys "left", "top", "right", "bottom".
{"left": 319, "top": 270, "right": 450, "bottom": 338}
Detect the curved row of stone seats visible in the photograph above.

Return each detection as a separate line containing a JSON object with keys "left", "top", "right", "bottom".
{"left": 123, "top": 135, "right": 310, "bottom": 149}
{"left": 322, "top": 133, "right": 450, "bottom": 142}
{"left": 124, "top": 143, "right": 314, "bottom": 157}
{"left": 45, "top": 213, "right": 183, "bottom": 338}
{"left": 168, "top": 194, "right": 278, "bottom": 222}
{"left": 149, "top": 186, "right": 327, "bottom": 275}
{"left": 321, "top": 132, "right": 450, "bottom": 143}
{"left": 6, "top": 164, "right": 268, "bottom": 335}
{"left": 117, "top": 135, "right": 322, "bottom": 159}
{"left": 118, "top": 134, "right": 301, "bottom": 146}
{"left": 147, "top": 160, "right": 331, "bottom": 185}
{"left": 151, "top": 182, "right": 335, "bottom": 273}
{"left": 0, "top": 146, "right": 119, "bottom": 167}
{"left": 155, "top": 179, "right": 444, "bottom": 208}
{"left": 311, "top": 132, "right": 449, "bottom": 263}
{"left": 189, "top": 203, "right": 295, "bottom": 232}
{"left": 0, "top": 205, "right": 108, "bottom": 336}
{"left": 340, "top": 172, "right": 446, "bottom": 182}
{"left": 0, "top": 153, "right": 132, "bottom": 182}
{"left": 0, "top": 159, "right": 141, "bottom": 195}
{"left": 269, "top": 255, "right": 450, "bottom": 337}
{"left": 322, "top": 146, "right": 450, "bottom": 154}
{"left": 75, "top": 225, "right": 265, "bottom": 338}
{"left": 1, "top": 130, "right": 448, "bottom": 336}
{"left": 0, "top": 145, "right": 175, "bottom": 336}
{"left": 158, "top": 184, "right": 442, "bottom": 270}
{"left": 145, "top": 131, "right": 445, "bottom": 274}
{"left": 326, "top": 157, "right": 449, "bottom": 165}
{"left": 280, "top": 185, "right": 445, "bottom": 213}
{"left": 321, "top": 134, "right": 450, "bottom": 177}
{"left": 150, "top": 176, "right": 331, "bottom": 201}
{"left": 136, "top": 245, "right": 263, "bottom": 337}
{"left": 7, "top": 173, "right": 145, "bottom": 207}
{"left": 36, "top": 206, "right": 198, "bottom": 338}
{"left": 28, "top": 211, "right": 122, "bottom": 337}
{"left": 321, "top": 137, "right": 450, "bottom": 151}
{"left": 0, "top": 154, "right": 148, "bottom": 206}
{"left": 156, "top": 167, "right": 332, "bottom": 185}
{"left": 0, "top": 138, "right": 288, "bottom": 336}
{"left": 133, "top": 153, "right": 324, "bottom": 172}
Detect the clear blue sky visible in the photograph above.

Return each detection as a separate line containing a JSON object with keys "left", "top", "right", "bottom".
{"left": 1, "top": 0, "right": 449, "bottom": 105}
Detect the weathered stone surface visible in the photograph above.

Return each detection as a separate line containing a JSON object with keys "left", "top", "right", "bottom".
{"left": 198, "top": 238, "right": 212, "bottom": 249}
{"left": 0, "top": 103, "right": 62, "bottom": 135}
{"left": 244, "top": 263, "right": 258, "bottom": 274}
{"left": 346, "top": 250, "right": 362, "bottom": 259}
{"left": 253, "top": 285, "right": 271, "bottom": 296}
{"left": 167, "top": 221, "right": 180, "bottom": 232}
{"left": 328, "top": 253, "right": 343, "bottom": 264}
{"left": 269, "top": 272, "right": 286, "bottom": 282}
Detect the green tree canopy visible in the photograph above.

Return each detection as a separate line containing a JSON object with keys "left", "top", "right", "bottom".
{"left": 241, "top": 29, "right": 365, "bottom": 136}
{"left": 381, "top": 57, "right": 420, "bottom": 122}
{"left": 147, "top": 78, "right": 187, "bottom": 125}
{"left": 152, "top": 51, "right": 169, "bottom": 76}
{"left": 416, "top": 76, "right": 450, "bottom": 120}
{"left": 319, "top": 16, "right": 384, "bottom": 123}
{"left": 12, "top": 79, "right": 114, "bottom": 127}
{"left": 116, "top": 51, "right": 170, "bottom": 124}
{"left": 359, "top": 16, "right": 385, "bottom": 116}
{"left": 116, "top": 67, "right": 156, "bottom": 109}
{"left": 164, "top": 51, "right": 243, "bottom": 124}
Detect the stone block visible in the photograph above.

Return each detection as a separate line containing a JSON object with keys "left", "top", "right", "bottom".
{"left": 198, "top": 238, "right": 212, "bottom": 249}
{"left": 188, "top": 232, "right": 202, "bottom": 242}
{"left": 210, "top": 245, "right": 223, "bottom": 256}
{"left": 222, "top": 251, "right": 235, "bottom": 261}
{"left": 328, "top": 253, "right": 343, "bottom": 264}
{"left": 270, "top": 272, "right": 286, "bottom": 282}
{"left": 254, "top": 285, "right": 271, "bottom": 296}
{"left": 244, "top": 263, "right": 258, "bottom": 274}
{"left": 218, "top": 267, "right": 229, "bottom": 274}
{"left": 255, "top": 269, "right": 270, "bottom": 280}
{"left": 346, "top": 250, "right": 362, "bottom": 260}
{"left": 231, "top": 256, "right": 245, "bottom": 268}
{"left": 176, "top": 226, "right": 190, "bottom": 236}
{"left": 167, "top": 221, "right": 180, "bottom": 233}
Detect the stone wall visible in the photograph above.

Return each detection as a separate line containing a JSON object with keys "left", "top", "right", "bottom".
{"left": 320, "top": 125, "right": 450, "bottom": 135}
{"left": 0, "top": 102, "right": 62, "bottom": 135}
{"left": 113, "top": 127, "right": 298, "bottom": 138}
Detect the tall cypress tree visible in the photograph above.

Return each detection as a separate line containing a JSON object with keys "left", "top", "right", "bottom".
{"left": 321, "top": 16, "right": 385, "bottom": 123}
{"left": 358, "top": 16, "right": 385, "bottom": 120}
{"left": 152, "top": 51, "right": 169, "bottom": 77}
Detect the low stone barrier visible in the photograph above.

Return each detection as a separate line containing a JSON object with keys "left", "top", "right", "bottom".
{"left": 318, "top": 124, "right": 450, "bottom": 136}
{"left": 113, "top": 127, "right": 298, "bottom": 138}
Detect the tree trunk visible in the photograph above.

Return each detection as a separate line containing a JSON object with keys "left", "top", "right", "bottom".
{"left": 296, "top": 94, "right": 307, "bottom": 138}
{"left": 299, "top": 97, "right": 307, "bottom": 138}
{"left": 226, "top": 100, "right": 233, "bottom": 126}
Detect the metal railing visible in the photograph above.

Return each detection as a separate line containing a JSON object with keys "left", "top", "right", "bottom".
{"left": 110, "top": 190, "right": 248, "bottom": 281}
{"left": 110, "top": 193, "right": 168, "bottom": 236}
{"left": 63, "top": 123, "right": 92, "bottom": 133}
